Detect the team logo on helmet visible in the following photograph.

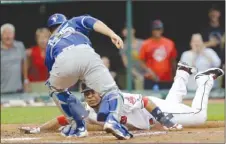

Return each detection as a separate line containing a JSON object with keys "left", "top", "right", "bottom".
{"left": 52, "top": 15, "right": 58, "bottom": 22}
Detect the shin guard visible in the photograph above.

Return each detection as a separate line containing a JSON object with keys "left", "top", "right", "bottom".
{"left": 97, "top": 90, "right": 123, "bottom": 122}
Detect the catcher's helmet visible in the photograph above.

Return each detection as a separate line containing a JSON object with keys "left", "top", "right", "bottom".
{"left": 47, "top": 13, "right": 67, "bottom": 28}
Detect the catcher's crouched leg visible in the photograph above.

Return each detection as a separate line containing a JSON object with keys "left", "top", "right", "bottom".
{"left": 47, "top": 81, "right": 89, "bottom": 137}
{"left": 97, "top": 90, "right": 133, "bottom": 140}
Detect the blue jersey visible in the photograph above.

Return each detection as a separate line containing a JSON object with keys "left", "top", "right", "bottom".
{"left": 45, "top": 15, "right": 98, "bottom": 72}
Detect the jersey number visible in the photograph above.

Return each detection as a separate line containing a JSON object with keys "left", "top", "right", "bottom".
{"left": 48, "top": 23, "right": 75, "bottom": 47}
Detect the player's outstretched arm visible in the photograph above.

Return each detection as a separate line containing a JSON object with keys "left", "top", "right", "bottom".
{"left": 19, "top": 117, "right": 62, "bottom": 134}
{"left": 78, "top": 15, "right": 123, "bottom": 49}
{"left": 93, "top": 20, "right": 123, "bottom": 49}
{"left": 142, "top": 97, "right": 183, "bottom": 131}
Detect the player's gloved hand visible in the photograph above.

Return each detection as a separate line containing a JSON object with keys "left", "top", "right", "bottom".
{"left": 110, "top": 33, "right": 124, "bottom": 49}
{"left": 19, "top": 126, "right": 40, "bottom": 134}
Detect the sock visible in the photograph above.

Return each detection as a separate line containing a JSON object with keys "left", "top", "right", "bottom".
{"left": 151, "top": 107, "right": 165, "bottom": 122}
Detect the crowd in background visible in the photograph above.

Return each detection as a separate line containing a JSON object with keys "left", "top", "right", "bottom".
{"left": 1, "top": 6, "right": 225, "bottom": 94}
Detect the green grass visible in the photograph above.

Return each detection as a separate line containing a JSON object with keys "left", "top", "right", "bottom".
{"left": 207, "top": 103, "right": 224, "bottom": 121}
{"left": 1, "top": 107, "right": 62, "bottom": 124}
{"left": 1, "top": 103, "right": 224, "bottom": 124}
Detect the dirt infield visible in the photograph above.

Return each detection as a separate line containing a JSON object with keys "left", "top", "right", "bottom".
{"left": 1, "top": 121, "right": 225, "bottom": 143}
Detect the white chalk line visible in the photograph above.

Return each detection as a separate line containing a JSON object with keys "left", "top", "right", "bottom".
{"left": 88, "top": 131, "right": 167, "bottom": 139}
{"left": 1, "top": 131, "right": 166, "bottom": 142}
{"left": 1, "top": 137, "right": 41, "bottom": 141}
{"left": 2, "top": 131, "right": 223, "bottom": 142}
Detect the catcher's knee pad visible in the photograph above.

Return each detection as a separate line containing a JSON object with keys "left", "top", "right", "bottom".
{"left": 46, "top": 80, "right": 88, "bottom": 121}
{"left": 67, "top": 94, "right": 89, "bottom": 120}
{"left": 51, "top": 90, "right": 88, "bottom": 123}
{"left": 51, "top": 91, "right": 72, "bottom": 118}
{"left": 97, "top": 91, "right": 123, "bottom": 122}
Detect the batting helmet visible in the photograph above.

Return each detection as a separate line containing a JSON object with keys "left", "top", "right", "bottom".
{"left": 81, "top": 83, "right": 92, "bottom": 93}
{"left": 47, "top": 13, "right": 67, "bottom": 28}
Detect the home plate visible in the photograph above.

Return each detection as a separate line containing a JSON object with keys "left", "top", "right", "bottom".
{"left": 1, "top": 137, "right": 41, "bottom": 141}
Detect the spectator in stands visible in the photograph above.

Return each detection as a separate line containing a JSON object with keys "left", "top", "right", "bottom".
{"left": 201, "top": 7, "right": 224, "bottom": 60}
{"left": 139, "top": 20, "right": 177, "bottom": 90}
{"left": 180, "top": 33, "right": 221, "bottom": 90}
{"left": 101, "top": 56, "right": 117, "bottom": 79}
{"left": 201, "top": 6, "right": 225, "bottom": 89}
{"left": 1, "top": 23, "right": 29, "bottom": 94}
{"left": 120, "top": 27, "right": 145, "bottom": 90}
{"left": 26, "top": 28, "right": 50, "bottom": 92}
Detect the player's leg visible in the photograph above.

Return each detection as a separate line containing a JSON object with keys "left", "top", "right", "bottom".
{"left": 82, "top": 46, "right": 132, "bottom": 140}
{"left": 46, "top": 84, "right": 88, "bottom": 137}
{"left": 165, "top": 62, "right": 197, "bottom": 103}
{"left": 149, "top": 95, "right": 205, "bottom": 126}
{"left": 163, "top": 62, "right": 207, "bottom": 126}
{"left": 164, "top": 68, "right": 224, "bottom": 126}
{"left": 150, "top": 61, "right": 198, "bottom": 126}
{"left": 190, "top": 68, "right": 224, "bottom": 124}
{"left": 99, "top": 91, "right": 133, "bottom": 139}
{"left": 145, "top": 62, "right": 201, "bottom": 126}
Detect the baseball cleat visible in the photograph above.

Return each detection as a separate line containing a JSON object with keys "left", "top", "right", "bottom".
{"left": 104, "top": 115, "right": 133, "bottom": 140}
{"left": 178, "top": 61, "right": 197, "bottom": 75}
{"left": 60, "top": 124, "right": 72, "bottom": 137}
{"left": 194, "top": 68, "right": 224, "bottom": 80}
{"left": 67, "top": 127, "right": 88, "bottom": 138}
{"left": 61, "top": 120, "right": 88, "bottom": 138}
